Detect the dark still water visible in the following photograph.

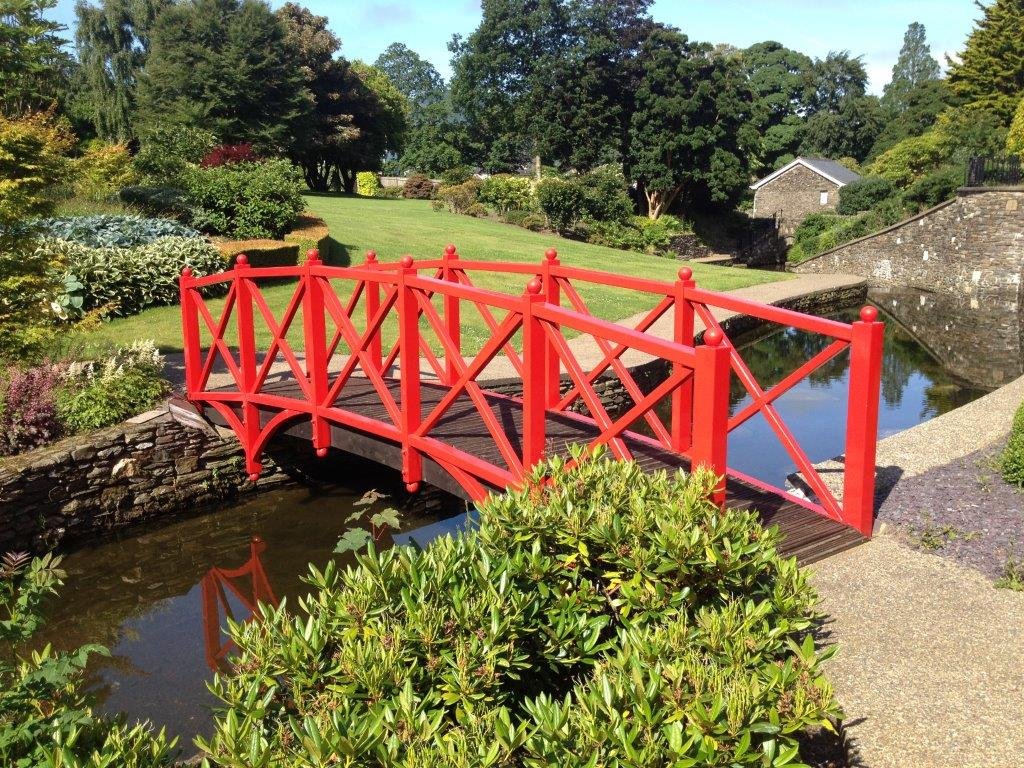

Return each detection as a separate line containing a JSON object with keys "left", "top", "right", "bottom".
{"left": 28, "top": 462, "right": 465, "bottom": 748}
{"left": 700, "top": 301, "right": 990, "bottom": 487}
{"left": 25, "top": 292, "right": 993, "bottom": 749}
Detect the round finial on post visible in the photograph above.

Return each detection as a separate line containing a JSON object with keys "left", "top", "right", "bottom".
{"left": 235, "top": 254, "right": 249, "bottom": 267}
{"left": 306, "top": 248, "right": 320, "bottom": 263}
{"left": 527, "top": 277, "right": 543, "bottom": 295}
{"left": 405, "top": 481, "right": 420, "bottom": 493}
{"left": 248, "top": 471, "right": 260, "bottom": 483}
{"left": 545, "top": 248, "right": 558, "bottom": 263}
{"left": 704, "top": 328, "right": 724, "bottom": 347}
{"left": 316, "top": 447, "right": 328, "bottom": 458}
{"left": 400, "top": 254, "right": 414, "bottom": 269}
{"left": 365, "top": 250, "right": 377, "bottom": 264}
{"left": 444, "top": 243, "right": 457, "bottom": 256}
{"left": 678, "top": 266, "right": 693, "bottom": 282}
{"left": 181, "top": 266, "right": 193, "bottom": 278}
{"left": 860, "top": 305, "right": 878, "bottom": 323}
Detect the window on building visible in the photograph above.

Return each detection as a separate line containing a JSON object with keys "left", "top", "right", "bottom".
{"left": 819, "top": 190, "right": 829, "bottom": 205}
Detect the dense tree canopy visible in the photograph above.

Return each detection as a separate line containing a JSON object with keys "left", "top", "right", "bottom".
{"left": 947, "top": 0, "right": 1024, "bottom": 122}
{"left": 628, "top": 28, "right": 752, "bottom": 218}
{"left": 0, "top": 0, "right": 71, "bottom": 116}
{"left": 74, "top": 0, "right": 167, "bottom": 141}
{"left": 374, "top": 42, "right": 445, "bottom": 110}
{"left": 741, "top": 41, "right": 814, "bottom": 171}
{"left": 136, "top": 0, "right": 309, "bottom": 149}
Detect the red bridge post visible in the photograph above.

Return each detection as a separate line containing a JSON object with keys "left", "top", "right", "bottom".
{"left": 692, "top": 328, "right": 730, "bottom": 506}
{"left": 843, "top": 306, "right": 884, "bottom": 536}
{"left": 522, "top": 277, "right": 547, "bottom": 472}
{"left": 398, "top": 255, "right": 422, "bottom": 492}
{"left": 363, "top": 250, "right": 382, "bottom": 374}
{"left": 179, "top": 267, "right": 200, "bottom": 398}
{"left": 671, "top": 267, "right": 696, "bottom": 453}
{"left": 541, "top": 248, "right": 561, "bottom": 407}
{"left": 302, "top": 249, "right": 330, "bottom": 457}
{"left": 442, "top": 244, "right": 461, "bottom": 386}
{"left": 233, "top": 255, "right": 262, "bottom": 481}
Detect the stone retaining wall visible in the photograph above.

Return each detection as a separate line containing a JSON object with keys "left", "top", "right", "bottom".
{"left": 793, "top": 189, "right": 1024, "bottom": 304}
{"left": 0, "top": 407, "right": 288, "bottom": 554}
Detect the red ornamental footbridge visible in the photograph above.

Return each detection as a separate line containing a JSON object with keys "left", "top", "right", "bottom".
{"left": 179, "top": 246, "right": 884, "bottom": 562}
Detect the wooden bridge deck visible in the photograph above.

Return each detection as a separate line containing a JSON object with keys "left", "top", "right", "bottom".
{"left": 202, "top": 375, "right": 864, "bottom": 565}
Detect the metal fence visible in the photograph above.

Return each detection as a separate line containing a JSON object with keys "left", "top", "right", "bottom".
{"left": 966, "top": 156, "right": 1022, "bottom": 187}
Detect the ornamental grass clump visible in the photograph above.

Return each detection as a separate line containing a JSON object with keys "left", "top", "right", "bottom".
{"left": 199, "top": 447, "right": 839, "bottom": 767}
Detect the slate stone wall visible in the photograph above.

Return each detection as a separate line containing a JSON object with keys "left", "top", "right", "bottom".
{"left": 0, "top": 407, "right": 288, "bottom": 555}
{"left": 752, "top": 164, "right": 841, "bottom": 234}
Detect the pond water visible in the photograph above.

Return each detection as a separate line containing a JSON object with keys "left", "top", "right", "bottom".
{"left": 694, "top": 296, "right": 991, "bottom": 487}
{"left": 25, "top": 289, "right": 993, "bottom": 750}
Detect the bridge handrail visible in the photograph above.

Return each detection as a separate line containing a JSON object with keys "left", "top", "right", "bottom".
{"left": 180, "top": 245, "right": 882, "bottom": 537}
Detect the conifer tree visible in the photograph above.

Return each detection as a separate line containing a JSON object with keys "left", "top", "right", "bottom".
{"left": 883, "top": 22, "right": 941, "bottom": 114}
{"left": 0, "top": 0, "right": 70, "bottom": 116}
{"left": 948, "top": 0, "right": 1024, "bottom": 122}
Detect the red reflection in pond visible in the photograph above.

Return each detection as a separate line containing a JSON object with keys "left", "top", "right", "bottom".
{"left": 200, "top": 536, "right": 279, "bottom": 672}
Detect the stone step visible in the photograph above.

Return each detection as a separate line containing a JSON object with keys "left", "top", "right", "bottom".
{"left": 689, "top": 254, "right": 737, "bottom": 266}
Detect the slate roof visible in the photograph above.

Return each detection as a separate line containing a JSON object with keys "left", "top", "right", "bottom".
{"left": 750, "top": 157, "right": 862, "bottom": 190}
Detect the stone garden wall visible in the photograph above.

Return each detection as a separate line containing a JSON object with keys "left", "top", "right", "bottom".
{"left": 0, "top": 405, "right": 288, "bottom": 554}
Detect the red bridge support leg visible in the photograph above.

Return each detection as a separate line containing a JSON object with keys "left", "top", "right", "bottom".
{"left": 843, "top": 306, "right": 884, "bottom": 537}
{"left": 398, "top": 256, "right": 422, "bottom": 492}
{"left": 692, "top": 328, "right": 730, "bottom": 507}
{"left": 233, "top": 255, "right": 263, "bottom": 481}
{"left": 522, "top": 278, "right": 547, "bottom": 474}
{"left": 671, "top": 268, "right": 696, "bottom": 453}
{"left": 303, "top": 249, "right": 330, "bottom": 457}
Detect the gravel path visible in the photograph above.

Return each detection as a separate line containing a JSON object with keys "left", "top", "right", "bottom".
{"left": 810, "top": 535, "right": 1024, "bottom": 768}
{"left": 876, "top": 445, "right": 1024, "bottom": 579}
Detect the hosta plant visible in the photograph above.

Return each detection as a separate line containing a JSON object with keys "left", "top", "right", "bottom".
{"left": 35, "top": 215, "right": 201, "bottom": 248}
{"left": 198, "top": 447, "right": 839, "bottom": 767}
{"left": 45, "top": 236, "right": 227, "bottom": 318}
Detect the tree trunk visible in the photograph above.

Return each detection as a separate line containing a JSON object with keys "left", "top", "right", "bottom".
{"left": 643, "top": 184, "right": 683, "bottom": 220}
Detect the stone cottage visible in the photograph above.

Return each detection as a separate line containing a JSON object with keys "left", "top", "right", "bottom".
{"left": 751, "top": 157, "right": 862, "bottom": 235}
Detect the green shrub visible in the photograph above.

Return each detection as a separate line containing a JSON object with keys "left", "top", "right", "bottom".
{"left": 134, "top": 125, "right": 216, "bottom": 184}
{"left": 118, "top": 185, "right": 191, "bottom": 218}
{"left": 46, "top": 236, "right": 227, "bottom": 317}
{"left": 478, "top": 174, "right": 534, "bottom": 213}
{"left": 466, "top": 202, "right": 489, "bottom": 218}
{"left": 903, "top": 166, "right": 964, "bottom": 208}
{"left": 0, "top": 111, "right": 75, "bottom": 227}
{"left": 198, "top": 449, "right": 838, "bottom": 767}
{"left": 837, "top": 177, "right": 897, "bottom": 214}
{"left": 56, "top": 341, "right": 167, "bottom": 432}
{"left": 583, "top": 215, "right": 684, "bottom": 254}
{"left": 0, "top": 552, "right": 174, "bottom": 766}
{"left": 402, "top": 173, "right": 436, "bottom": 199}
{"left": 503, "top": 209, "right": 546, "bottom": 231}
{"left": 536, "top": 177, "right": 588, "bottom": 232}
{"left": 72, "top": 142, "right": 138, "bottom": 202}
{"left": 441, "top": 165, "right": 475, "bottom": 185}
{"left": 1000, "top": 402, "right": 1024, "bottom": 487}
{"left": 580, "top": 165, "right": 634, "bottom": 222}
{"left": 356, "top": 171, "right": 382, "bottom": 197}
{"left": 434, "top": 179, "right": 481, "bottom": 214}
{"left": 183, "top": 160, "right": 305, "bottom": 239}
{"left": 373, "top": 185, "right": 403, "bottom": 199}
{"left": 35, "top": 215, "right": 200, "bottom": 248}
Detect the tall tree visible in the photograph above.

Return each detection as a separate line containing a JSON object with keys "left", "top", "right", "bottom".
{"left": 801, "top": 94, "right": 883, "bottom": 162}
{"left": 741, "top": 41, "right": 815, "bottom": 172}
{"left": 374, "top": 42, "right": 445, "bottom": 109}
{"left": 882, "top": 22, "right": 941, "bottom": 114}
{"left": 948, "top": 0, "right": 1024, "bottom": 123}
{"left": 807, "top": 51, "right": 868, "bottom": 113}
{"left": 627, "top": 28, "right": 752, "bottom": 218}
{"left": 870, "top": 78, "right": 950, "bottom": 159}
{"left": 74, "top": 0, "right": 167, "bottom": 141}
{"left": 136, "top": 0, "right": 310, "bottom": 149}
{"left": 0, "top": 0, "right": 71, "bottom": 116}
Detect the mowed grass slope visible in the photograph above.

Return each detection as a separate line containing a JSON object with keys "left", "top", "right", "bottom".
{"left": 78, "top": 194, "right": 786, "bottom": 357}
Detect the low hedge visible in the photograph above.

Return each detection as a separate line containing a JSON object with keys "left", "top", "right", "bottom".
{"left": 216, "top": 213, "right": 331, "bottom": 266}
{"left": 198, "top": 449, "right": 839, "bottom": 767}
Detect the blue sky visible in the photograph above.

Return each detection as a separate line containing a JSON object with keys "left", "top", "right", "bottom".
{"left": 46, "top": 0, "right": 984, "bottom": 94}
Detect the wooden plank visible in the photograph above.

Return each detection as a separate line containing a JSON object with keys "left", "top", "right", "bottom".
{"left": 201, "top": 374, "right": 866, "bottom": 564}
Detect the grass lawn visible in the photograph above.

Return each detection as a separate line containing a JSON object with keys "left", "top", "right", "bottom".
{"left": 75, "top": 194, "right": 787, "bottom": 357}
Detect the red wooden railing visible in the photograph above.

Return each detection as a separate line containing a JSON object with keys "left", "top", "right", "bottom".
{"left": 180, "top": 246, "right": 883, "bottom": 536}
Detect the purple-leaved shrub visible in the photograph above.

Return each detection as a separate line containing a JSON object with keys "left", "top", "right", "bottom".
{"left": 0, "top": 364, "right": 64, "bottom": 456}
